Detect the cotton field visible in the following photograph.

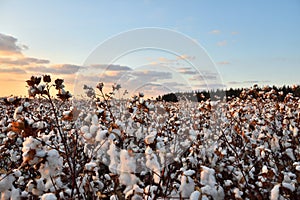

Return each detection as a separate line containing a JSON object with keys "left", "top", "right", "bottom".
{"left": 0, "top": 76, "right": 299, "bottom": 199}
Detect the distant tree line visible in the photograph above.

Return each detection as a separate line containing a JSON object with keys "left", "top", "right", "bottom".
{"left": 158, "top": 85, "right": 300, "bottom": 102}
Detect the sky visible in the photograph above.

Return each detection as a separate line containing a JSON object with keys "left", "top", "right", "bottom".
{"left": 0, "top": 0, "right": 299, "bottom": 98}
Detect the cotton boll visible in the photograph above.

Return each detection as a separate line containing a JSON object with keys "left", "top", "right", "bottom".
{"left": 41, "top": 193, "right": 57, "bottom": 200}
{"left": 180, "top": 174, "right": 195, "bottom": 198}
{"left": 11, "top": 186, "right": 21, "bottom": 200}
{"left": 285, "top": 148, "right": 295, "bottom": 160}
{"left": 200, "top": 166, "right": 216, "bottom": 187}
{"left": 145, "top": 132, "right": 156, "bottom": 145}
{"left": 233, "top": 188, "right": 243, "bottom": 199}
{"left": 90, "top": 124, "right": 98, "bottom": 135}
{"left": 270, "top": 184, "right": 281, "bottom": 200}
{"left": 184, "top": 170, "right": 195, "bottom": 176}
{"left": 262, "top": 165, "right": 268, "bottom": 174}
{"left": 119, "top": 150, "right": 138, "bottom": 186}
{"left": 1, "top": 190, "right": 11, "bottom": 200}
{"left": 85, "top": 162, "right": 97, "bottom": 171}
{"left": 110, "top": 195, "right": 119, "bottom": 200}
{"left": 39, "top": 149, "right": 63, "bottom": 179}
{"left": 0, "top": 174, "right": 15, "bottom": 192}
{"left": 91, "top": 114, "right": 99, "bottom": 125}
{"left": 104, "top": 174, "right": 111, "bottom": 180}
{"left": 107, "top": 142, "right": 119, "bottom": 174}
{"left": 144, "top": 185, "right": 158, "bottom": 199}
{"left": 84, "top": 132, "right": 92, "bottom": 140}
{"left": 145, "top": 146, "right": 161, "bottom": 183}
{"left": 84, "top": 114, "right": 92, "bottom": 123}
{"left": 96, "top": 129, "right": 108, "bottom": 142}
{"left": 125, "top": 184, "right": 143, "bottom": 199}
{"left": 189, "top": 191, "right": 201, "bottom": 200}
{"left": 13, "top": 106, "right": 23, "bottom": 120}
{"left": 282, "top": 182, "right": 295, "bottom": 192}
{"left": 80, "top": 125, "right": 89, "bottom": 134}
{"left": 293, "top": 127, "right": 298, "bottom": 137}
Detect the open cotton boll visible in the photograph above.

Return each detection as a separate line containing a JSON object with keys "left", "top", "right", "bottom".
{"left": 91, "top": 114, "right": 98, "bottom": 125}
{"left": 144, "top": 185, "right": 158, "bottom": 199}
{"left": 145, "top": 146, "right": 161, "bottom": 183}
{"left": 0, "top": 174, "right": 15, "bottom": 192}
{"left": 96, "top": 129, "right": 108, "bottom": 142}
{"left": 85, "top": 162, "right": 97, "bottom": 171}
{"left": 270, "top": 184, "right": 281, "bottom": 200}
{"left": 125, "top": 184, "right": 143, "bottom": 199}
{"left": 90, "top": 124, "right": 99, "bottom": 135}
{"left": 39, "top": 149, "right": 63, "bottom": 179}
{"left": 41, "top": 193, "right": 57, "bottom": 200}
{"left": 285, "top": 148, "right": 295, "bottom": 160}
{"left": 119, "top": 150, "right": 138, "bottom": 186}
{"left": 293, "top": 126, "right": 298, "bottom": 137}
{"left": 282, "top": 182, "right": 295, "bottom": 192}
{"left": 262, "top": 165, "right": 268, "bottom": 174}
{"left": 200, "top": 166, "right": 216, "bottom": 186}
{"left": 84, "top": 113, "right": 92, "bottom": 123}
{"left": 13, "top": 106, "right": 23, "bottom": 120}
{"left": 233, "top": 188, "right": 243, "bottom": 199}
{"left": 108, "top": 142, "right": 119, "bottom": 174}
{"left": 110, "top": 195, "right": 119, "bottom": 200}
{"left": 11, "top": 186, "right": 21, "bottom": 200}
{"left": 7, "top": 96, "right": 15, "bottom": 103}
{"left": 189, "top": 191, "right": 201, "bottom": 200}
{"left": 145, "top": 132, "right": 156, "bottom": 144}
{"left": 1, "top": 190, "right": 11, "bottom": 200}
{"left": 179, "top": 174, "right": 195, "bottom": 198}
{"left": 80, "top": 125, "right": 89, "bottom": 134}
{"left": 183, "top": 170, "right": 195, "bottom": 176}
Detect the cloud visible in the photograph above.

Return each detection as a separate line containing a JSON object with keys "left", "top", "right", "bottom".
{"left": 89, "top": 64, "right": 132, "bottom": 71}
{"left": 189, "top": 72, "right": 218, "bottom": 81}
{"left": 228, "top": 80, "right": 271, "bottom": 85}
{"left": 0, "top": 57, "right": 50, "bottom": 66}
{"left": 178, "top": 67, "right": 197, "bottom": 75}
{"left": 209, "top": 30, "right": 221, "bottom": 34}
{"left": 217, "top": 61, "right": 230, "bottom": 65}
{"left": 176, "top": 54, "right": 195, "bottom": 61}
{"left": 131, "top": 70, "right": 172, "bottom": 82}
{"left": 0, "top": 33, "right": 27, "bottom": 54}
{"left": 163, "top": 81, "right": 186, "bottom": 87}
{"left": 194, "top": 83, "right": 226, "bottom": 89}
{"left": 217, "top": 40, "right": 227, "bottom": 46}
{"left": 0, "top": 67, "right": 26, "bottom": 74}
{"left": 26, "top": 64, "right": 81, "bottom": 74}
{"left": 148, "top": 54, "right": 196, "bottom": 67}
{"left": 231, "top": 31, "right": 239, "bottom": 35}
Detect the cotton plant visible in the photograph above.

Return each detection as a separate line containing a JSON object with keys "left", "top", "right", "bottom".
{"left": 1, "top": 79, "right": 300, "bottom": 199}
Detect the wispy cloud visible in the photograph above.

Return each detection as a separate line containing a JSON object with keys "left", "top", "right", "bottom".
{"left": 194, "top": 83, "right": 226, "bottom": 89}
{"left": 0, "top": 57, "right": 49, "bottom": 66}
{"left": 228, "top": 80, "right": 270, "bottom": 85}
{"left": 217, "top": 61, "right": 230, "bottom": 65}
{"left": 189, "top": 72, "right": 218, "bottom": 81}
{"left": 209, "top": 30, "right": 221, "bottom": 35}
{"left": 0, "top": 67, "right": 26, "bottom": 74}
{"left": 217, "top": 40, "right": 227, "bottom": 46}
{"left": 131, "top": 70, "right": 172, "bottom": 82}
{"left": 231, "top": 31, "right": 239, "bottom": 35}
{"left": 178, "top": 67, "right": 196, "bottom": 75}
{"left": 176, "top": 54, "right": 195, "bottom": 61}
{"left": 89, "top": 64, "right": 132, "bottom": 71}
{"left": 26, "top": 64, "right": 81, "bottom": 74}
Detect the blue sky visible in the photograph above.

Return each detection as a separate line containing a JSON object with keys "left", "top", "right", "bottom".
{"left": 0, "top": 0, "right": 299, "bottom": 96}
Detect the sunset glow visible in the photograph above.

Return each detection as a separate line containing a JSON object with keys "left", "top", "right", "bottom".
{"left": 0, "top": 1, "right": 299, "bottom": 98}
